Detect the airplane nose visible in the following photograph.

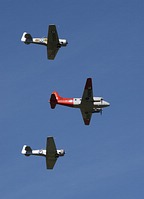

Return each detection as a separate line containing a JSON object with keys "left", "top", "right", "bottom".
{"left": 103, "top": 101, "right": 110, "bottom": 107}
{"left": 106, "top": 102, "right": 110, "bottom": 107}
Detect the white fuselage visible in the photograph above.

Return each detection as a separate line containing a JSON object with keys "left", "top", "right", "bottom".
{"left": 73, "top": 97, "right": 110, "bottom": 110}
{"left": 22, "top": 148, "right": 65, "bottom": 157}
{"left": 30, "top": 149, "right": 65, "bottom": 156}
{"left": 27, "top": 37, "right": 68, "bottom": 47}
{"left": 31, "top": 149, "right": 46, "bottom": 157}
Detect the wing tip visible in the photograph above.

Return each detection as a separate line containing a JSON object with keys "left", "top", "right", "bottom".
{"left": 49, "top": 24, "right": 56, "bottom": 27}
{"left": 84, "top": 119, "right": 90, "bottom": 125}
{"left": 85, "top": 78, "right": 92, "bottom": 90}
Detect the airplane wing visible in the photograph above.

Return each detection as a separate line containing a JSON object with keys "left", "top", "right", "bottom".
{"left": 81, "top": 78, "right": 93, "bottom": 103}
{"left": 80, "top": 109, "right": 92, "bottom": 125}
{"left": 47, "top": 25, "right": 59, "bottom": 60}
{"left": 46, "top": 137, "right": 57, "bottom": 169}
{"left": 80, "top": 78, "right": 93, "bottom": 125}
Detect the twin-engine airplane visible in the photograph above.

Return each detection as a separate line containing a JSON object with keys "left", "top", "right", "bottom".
{"left": 21, "top": 24, "right": 68, "bottom": 60}
{"left": 50, "top": 78, "right": 110, "bottom": 125}
{"left": 21, "top": 137, "right": 65, "bottom": 169}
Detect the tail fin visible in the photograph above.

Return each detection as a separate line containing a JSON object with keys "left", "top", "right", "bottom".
{"left": 21, "top": 32, "right": 32, "bottom": 44}
{"left": 49, "top": 92, "right": 62, "bottom": 109}
{"left": 21, "top": 145, "right": 32, "bottom": 156}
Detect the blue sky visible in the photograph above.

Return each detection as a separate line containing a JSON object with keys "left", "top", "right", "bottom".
{"left": 0, "top": 0, "right": 144, "bottom": 198}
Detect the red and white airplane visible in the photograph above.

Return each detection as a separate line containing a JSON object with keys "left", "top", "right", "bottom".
{"left": 49, "top": 78, "right": 110, "bottom": 125}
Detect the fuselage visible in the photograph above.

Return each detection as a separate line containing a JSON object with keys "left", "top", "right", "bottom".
{"left": 50, "top": 91, "right": 110, "bottom": 113}
{"left": 31, "top": 38, "right": 47, "bottom": 46}
{"left": 22, "top": 148, "right": 65, "bottom": 157}
{"left": 56, "top": 97, "right": 110, "bottom": 110}
{"left": 27, "top": 37, "right": 68, "bottom": 47}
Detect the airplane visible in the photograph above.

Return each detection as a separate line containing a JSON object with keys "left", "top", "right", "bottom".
{"left": 49, "top": 78, "right": 110, "bottom": 125}
{"left": 21, "top": 137, "right": 65, "bottom": 169}
{"left": 21, "top": 24, "right": 68, "bottom": 60}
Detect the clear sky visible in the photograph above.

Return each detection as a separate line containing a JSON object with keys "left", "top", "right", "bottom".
{"left": 0, "top": 0, "right": 144, "bottom": 198}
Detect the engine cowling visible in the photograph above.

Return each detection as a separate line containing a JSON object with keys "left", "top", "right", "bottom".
{"left": 57, "top": 149, "right": 65, "bottom": 156}
{"left": 59, "top": 39, "right": 68, "bottom": 46}
{"left": 93, "top": 97, "right": 103, "bottom": 102}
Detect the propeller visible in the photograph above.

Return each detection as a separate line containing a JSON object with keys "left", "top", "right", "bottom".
{"left": 100, "top": 108, "right": 103, "bottom": 115}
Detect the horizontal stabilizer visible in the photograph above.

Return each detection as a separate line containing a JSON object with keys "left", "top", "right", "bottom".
{"left": 21, "top": 32, "right": 32, "bottom": 44}
{"left": 49, "top": 92, "right": 62, "bottom": 109}
{"left": 21, "top": 145, "right": 32, "bottom": 156}
{"left": 50, "top": 93, "right": 57, "bottom": 109}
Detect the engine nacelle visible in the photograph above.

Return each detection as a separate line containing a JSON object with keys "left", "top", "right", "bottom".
{"left": 93, "top": 97, "right": 103, "bottom": 102}
{"left": 57, "top": 149, "right": 65, "bottom": 156}
{"left": 59, "top": 39, "right": 68, "bottom": 46}
{"left": 92, "top": 108, "right": 102, "bottom": 113}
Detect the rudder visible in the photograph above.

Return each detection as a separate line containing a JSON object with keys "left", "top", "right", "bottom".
{"left": 49, "top": 92, "right": 61, "bottom": 109}
{"left": 21, "top": 145, "right": 32, "bottom": 156}
{"left": 21, "top": 32, "right": 33, "bottom": 44}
